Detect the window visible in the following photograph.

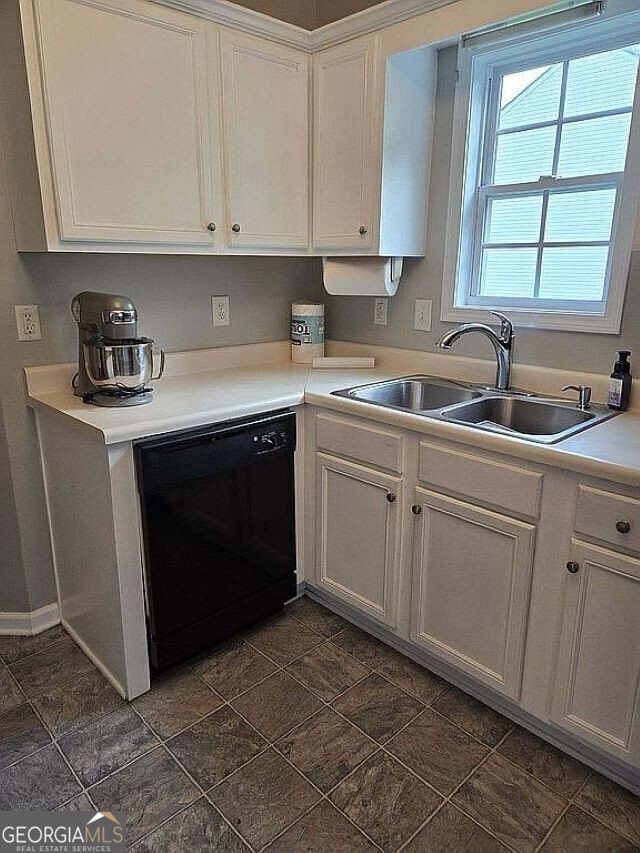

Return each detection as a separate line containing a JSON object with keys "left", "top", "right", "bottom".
{"left": 443, "top": 10, "right": 640, "bottom": 332}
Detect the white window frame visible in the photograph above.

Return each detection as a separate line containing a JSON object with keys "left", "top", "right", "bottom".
{"left": 442, "top": 6, "right": 640, "bottom": 334}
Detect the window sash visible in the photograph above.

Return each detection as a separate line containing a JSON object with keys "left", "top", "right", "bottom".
{"left": 468, "top": 45, "right": 635, "bottom": 311}
{"left": 442, "top": 5, "right": 640, "bottom": 333}
{"left": 469, "top": 177, "right": 622, "bottom": 304}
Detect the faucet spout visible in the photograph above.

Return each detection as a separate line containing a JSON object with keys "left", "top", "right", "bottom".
{"left": 436, "top": 312, "right": 515, "bottom": 391}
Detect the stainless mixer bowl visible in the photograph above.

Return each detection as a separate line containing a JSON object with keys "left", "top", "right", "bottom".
{"left": 82, "top": 338, "right": 165, "bottom": 392}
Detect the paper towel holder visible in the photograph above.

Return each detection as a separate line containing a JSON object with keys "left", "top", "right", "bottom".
{"left": 322, "top": 257, "right": 403, "bottom": 297}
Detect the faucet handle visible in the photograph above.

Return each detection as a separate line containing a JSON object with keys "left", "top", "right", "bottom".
{"left": 490, "top": 312, "right": 514, "bottom": 344}
{"left": 562, "top": 385, "right": 592, "bottom": 410}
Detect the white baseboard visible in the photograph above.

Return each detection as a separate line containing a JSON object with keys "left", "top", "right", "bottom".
{"left": 0, "top": 602, "right": 60, "bottom": 635}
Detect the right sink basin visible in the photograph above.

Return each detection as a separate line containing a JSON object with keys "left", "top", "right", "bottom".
{"left": 442, "top": 395, "right": 613, "bottom": 443}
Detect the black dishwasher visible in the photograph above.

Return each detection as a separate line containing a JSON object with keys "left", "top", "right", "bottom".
{"left": 136, "top": 410, "right": 296, "bottom": 671}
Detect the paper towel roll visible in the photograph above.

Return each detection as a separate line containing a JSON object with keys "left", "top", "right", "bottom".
{"left": 322, "top": 257, "right": 403, "bottom": 296}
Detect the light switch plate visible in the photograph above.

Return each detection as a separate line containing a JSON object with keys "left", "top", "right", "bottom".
{"left": 14, "top": 305, "right": 42, "bottom": 341}
{"left": 373, "top": 298, "right": 389, "bottom": 325}
{"left": 212, "top": 295, "right": 230, "bottom": 327}
{"left": 414, "top": 299, "right": 432, "bottom": 332}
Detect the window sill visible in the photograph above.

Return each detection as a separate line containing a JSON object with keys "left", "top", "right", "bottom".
{"left": 440, "top": 303, "right": 623, "bottom": 334}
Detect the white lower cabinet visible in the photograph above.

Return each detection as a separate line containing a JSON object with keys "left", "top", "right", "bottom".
{"left": 409, "top": 487, "right": 536, "bottom": 700}
{"left": 551, "top": 540, "right": 640, "bottom": 764}
{"left": 308, "top": 410, "right": 640, "bottom": 777}
{"left": 315, "top": 452, "right": 401, "bottom": 626}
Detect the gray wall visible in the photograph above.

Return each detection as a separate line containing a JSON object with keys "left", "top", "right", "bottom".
{"left": 323, "top": 46, "right": 640, "bottom": 373}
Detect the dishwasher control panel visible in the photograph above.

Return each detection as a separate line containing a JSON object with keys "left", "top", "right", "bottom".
{"left": 252, "top": 428, "right": 290, "bottom": 455}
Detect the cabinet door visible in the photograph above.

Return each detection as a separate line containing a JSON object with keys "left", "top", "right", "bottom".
{"left": 551, "top": 540, "right": 640, "bottom": 763}
{"left": 33, "top": 0, "right": 219, "bottom": 245}
{"left": 410, "top": 487, "right": 536, "bottom": 699}
{"left": 313, "top": 34, "right": 379, "bottom": 251}
{"left": 315, "top": 453, "right": 401, "bottom": 626}
{"left": 220, "top": 30, "right": 309, "bottom": 250}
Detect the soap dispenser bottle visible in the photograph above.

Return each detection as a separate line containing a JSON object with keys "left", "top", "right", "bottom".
{"left": 608, "top": 350, "right": 632, "bottom": 411}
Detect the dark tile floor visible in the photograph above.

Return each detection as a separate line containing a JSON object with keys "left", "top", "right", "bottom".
{"left": 1, "top": 596, "right": 639, "bottom": 851}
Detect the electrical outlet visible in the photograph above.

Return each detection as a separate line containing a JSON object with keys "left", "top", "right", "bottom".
{"left": 14, "top": 305, "right": 42, "bottom": 341}
{"left": 414, "top": 299, "right": 432, "bottom": 332}
{"left": 212, "top": 295, "right": 230, "bottom": 327}
{"left": 373, "top": 298, "right": 389, "bottom": 325}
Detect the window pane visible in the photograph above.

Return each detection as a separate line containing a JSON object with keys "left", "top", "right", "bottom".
{"left": 494, "top": 126, "right": 556, "bottom": 184}
{"left": 564, "top": 47, "right": 640, "bottom": 118}
{"left": 539, "top": 246, "right": 609, "bottom": 301}
{"left": 545, "top": 188, "right": 617, "bottom": 242}
{"left": 558, "top": 113, "right": 632, "bottom": 177}
{"left": 485, "top": 195, "right": 543, "bottom": 243}
{"left": 479, "top": 248, "right": 537, "bottom": 297}
{"left": 499, "top": 64, "right": 562, "bottom": 130}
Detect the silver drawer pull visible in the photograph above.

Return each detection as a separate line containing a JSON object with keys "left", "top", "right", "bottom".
{"left": 616, "top": 520, "right": 631, "bottom": 534}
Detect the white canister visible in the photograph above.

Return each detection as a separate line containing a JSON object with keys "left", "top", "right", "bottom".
{"left": 290, "top": 302, "right": 325, "bottom": 364}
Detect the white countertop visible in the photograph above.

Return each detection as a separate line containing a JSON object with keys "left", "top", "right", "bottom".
{"left": 25, "top": 343, "right": 640, "bottom": 486}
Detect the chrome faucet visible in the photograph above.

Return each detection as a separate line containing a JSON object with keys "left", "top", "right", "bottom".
{"left": 436, "top": 312, "right": 515, "bottom": 391}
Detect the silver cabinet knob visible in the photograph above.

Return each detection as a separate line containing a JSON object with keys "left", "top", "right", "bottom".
{"left": 206, "top": 222, "right": 216, "bottom": 232}
{"left": 616, "top": 520, "right": 631, "bottom": 534}
{"left": 386, "top": 493, "right": 396, "bottom": 503}
{"left": 358, "top": 225, "right": 367, "bottom": 236}
{"left": 232, "top": 223, "right": 241, "bottom": 233}
{"left": 566, "top": 561, "right": 580, "bottom": 574}
{"left": 411, "top": 505, "right": 422, "bottom": 515}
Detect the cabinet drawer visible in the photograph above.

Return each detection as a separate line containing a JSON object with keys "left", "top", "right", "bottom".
{"left": 575, "top": 486, "right": 640, "bottom": 554}
{"left": 315, "top": 413, "right": 403, "bottom": 473}
{"left": 418, "top": 441, "right": 543, "bottom": 519}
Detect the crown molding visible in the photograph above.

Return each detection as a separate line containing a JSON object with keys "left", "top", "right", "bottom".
{"left": 310, "top": 0, "right": 456, "bottom": 49}
{"left": 155, "top": 0, "right": 314, "bottom": 49}
{"left": 154, "top": 0, "right": 457, "bottom": 51}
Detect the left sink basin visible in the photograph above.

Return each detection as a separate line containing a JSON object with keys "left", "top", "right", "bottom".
{"left": 333, "top": 376, "right": 482, "bottom": 412}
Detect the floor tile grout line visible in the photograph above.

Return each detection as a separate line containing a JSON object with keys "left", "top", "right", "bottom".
{"left": 534, "top": 801, "right": 571, "bottom": 852}
{"left": 187, "top": 644, "right": 640, "bottom": 853}
{"left": 422, "top": 724, "right": 538, "bottom": 853}
{"left": 124, "top": 705, "right": 252, "bottom": 852}
{"left": 127, "top": 796, "right": 209, "bottom": 851}
{"left": 266, "top": 738, "right": 386, "bottom": 853}
{"left": 212, "top": 688, "right": 386, "bottom": 852}
{"left": 159, "top": 743, "right": 253, "bottom": 853}
{"left": 397, "top": 720, "right": 522, "bottom": 853}
{"left": 271, "top": 638, "right": 538, "bottom": 849}
{"left": 1, "top": 634, "right": 70, "bottom": 669}
{"left": 3, "top": 612, "right": 636, "bottom": 851}
{"left": 565, "top": 798, "right": 640, "bottom": 848}
{"left": 2, "top": 660, "right": 90, "bottom": 806}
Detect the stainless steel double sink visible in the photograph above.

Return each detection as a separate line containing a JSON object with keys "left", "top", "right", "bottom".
{"left": 332, "top": 376, "right": 616, "bottom": 444}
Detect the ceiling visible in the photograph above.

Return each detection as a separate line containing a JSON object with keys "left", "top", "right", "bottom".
{"left": 228, "top": 0, "right": 388, "bottom": 30}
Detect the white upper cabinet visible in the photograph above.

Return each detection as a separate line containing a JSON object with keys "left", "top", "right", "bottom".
{"left": 220, "top": 29, "right": 309, "bottom": 250}
{"left": 313, "top": 35, "right": 436, "bottom": 255}
{"left": 312, "top": 34, "right": 378, "bottom": 252}
{"left": 6, "top": 0, "right": 436, "bottom": 254}
{"left": 26, "top": 0, "right": 221, "bottom": 248}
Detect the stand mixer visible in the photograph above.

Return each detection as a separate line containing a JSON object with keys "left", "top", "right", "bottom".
{"left": 71, "top": 291, "right": 164, "bottom": 407}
